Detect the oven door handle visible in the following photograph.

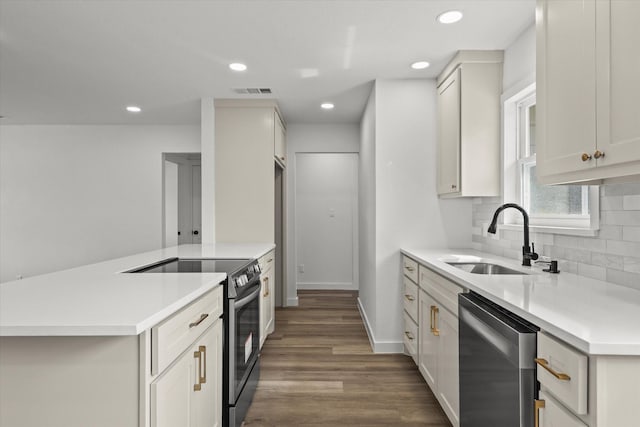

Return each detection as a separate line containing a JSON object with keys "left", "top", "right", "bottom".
{"left": 234, "top": 285, "right": 261, "bottom": 309}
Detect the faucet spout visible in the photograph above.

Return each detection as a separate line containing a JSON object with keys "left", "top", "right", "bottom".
{"left": 487, "top": 203, "right": 538, "bottom": 266}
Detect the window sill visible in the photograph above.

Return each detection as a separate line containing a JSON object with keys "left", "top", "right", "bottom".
{"left": 500, "top": 223, "right": 599, "bottom": 237}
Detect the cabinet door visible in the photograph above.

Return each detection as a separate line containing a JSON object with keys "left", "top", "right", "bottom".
{"left": 418, "top": 290, "right": 438, "bottom": 389}
{"left": 595, "top": 0, "right": 640, "bottom": 167}
{"left": 538, "top": 391, "right": 588, "bottom": 427}
{"left": 151, "top": 343, "right": 193, "bottom": 427}
{"left": 274, "top": 112, "right": 286, "bottom": 165}
{"left": 264, "top": 267, "right": 274, "bottom": 336}
{"left": 192, "top": 320, "right": 222, "bottom": 427}
{"left": 537, "top": 0, "right": 597, "bottom": 178}
{"left": 436, "top": 306, "right": 459, "bottom": 426}
{"left": 437, "top": 68, "right": 461, "bottom": 196}
{"left": 259, "top": 273, "right": 268, "bottom": 349}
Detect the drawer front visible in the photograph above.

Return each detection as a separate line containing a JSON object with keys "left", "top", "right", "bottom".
{"left": 259, "top": 250, "right": 275, "bottom": 274}
{"left": 402, "top": 255, "right": 418, "bottom": 283}
{"left": 152, "top": 286, "right": 223, "bottom": 375}
{"left": 537, "top": 332, "right": 588, "bottom": 415}
{"left": 403, "top": 276, "right": 418, "bottom": 322}
{"left": 403, "top": 311, "right": 418, "bottom": 364}
{"left": 538, "top": 391, "right": 588, "bottom": 427}
{"left": 418, "top": 265, "right": 464, "bottom": 316}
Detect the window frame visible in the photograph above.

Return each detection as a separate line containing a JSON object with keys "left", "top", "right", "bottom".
{"left": 501, "top": 80, "right": 599, "bottom": 235}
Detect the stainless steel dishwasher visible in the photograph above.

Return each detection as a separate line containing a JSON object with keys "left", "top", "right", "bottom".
{"left": 458, "top": 292, "right": 538, "bottom": 427}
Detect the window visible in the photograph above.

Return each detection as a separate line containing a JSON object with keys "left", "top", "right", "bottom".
{"left": 503, "top": 82, "right": 598, "bottom": 233}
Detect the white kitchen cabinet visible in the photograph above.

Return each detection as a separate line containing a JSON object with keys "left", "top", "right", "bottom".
{"left": 151, "top": 320, "right": 222, "bottom": 427}
{"left": 417, "top": 265, "right": 464, "bottom": 427}
{"left": 259, "top": 249, "right": 276, "bottom": 348}
{"left": 536, "top": 0, "right": 640, "bottom": 184}
{"left": 436, "top": 50, "right": 503, "bottom": 198}
{"left": 274, "top": 111, "right": 286, "bottom": 166}
{"left": 402, "top": 255, "right": 419, "bottom": 363}
{"left": 215, "top": 100, "right": 285, "bottom": 243}
{"left": 537, "top": 391, "right": 588, "bottom": 427}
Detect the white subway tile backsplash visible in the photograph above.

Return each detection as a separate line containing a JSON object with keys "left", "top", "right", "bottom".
{"left": 577, "top": 263, "right": 607, "bottom": 281}
{"left": 591, "top": 252, "right": 624, "bottom": 270}
{"left": 606, "top": 240, "right": 640, "bottom": 256}
{"left": 623, "top": 226, "right": 640, "bottom": 242}
{"left": 623, "top": 195, "right": 640, "bottom": 210}
{"left": 601, "top": 196, "right": 624, "bottom": 211}
{"left": 623, "top": 257, "right": 640, "bottom": 273}
{"left": 471, "top": 182, "right": 640, "bottom": 287}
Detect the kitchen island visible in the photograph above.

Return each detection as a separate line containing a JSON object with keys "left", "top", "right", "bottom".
{"left": 0, "top": 243, "right": 274, "bottom": 427}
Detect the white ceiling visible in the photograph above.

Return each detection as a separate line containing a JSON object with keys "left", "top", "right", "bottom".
{"left": 0, "top": 0, "right": 535, "bottom": 125}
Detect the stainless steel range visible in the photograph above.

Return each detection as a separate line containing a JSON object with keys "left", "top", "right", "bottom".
{"left": 128, "top": 257, "right": 262, "bottom": 427}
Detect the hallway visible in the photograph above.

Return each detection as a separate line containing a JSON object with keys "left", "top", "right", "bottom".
{"left": 244, "top": 290, "right": 451, "bottom": 426}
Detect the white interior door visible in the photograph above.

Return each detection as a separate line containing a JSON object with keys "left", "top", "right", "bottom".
{"left": 164, "top": 161, "right": 179, "bottom": 247}
{"left": 295, "top": 153, "right": 358, "bottom": 290}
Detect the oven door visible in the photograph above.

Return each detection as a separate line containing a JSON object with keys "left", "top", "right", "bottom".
{"left": 229, "top": 281, "right": 261, "bottom": 402}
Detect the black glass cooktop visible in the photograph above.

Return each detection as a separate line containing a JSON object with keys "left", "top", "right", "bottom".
{"left": 128, "top": 258, "right": 251, "bottom": 274}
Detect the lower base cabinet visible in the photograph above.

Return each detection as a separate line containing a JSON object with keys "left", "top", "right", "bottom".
{"left": 538, "top": 391, "right": 587, "bottom": 427}
{"left": 151, "top": 320, "right": 222, "bottom": 427}
{"left": 259, "top": 250, "right": 276, "bottom": 348}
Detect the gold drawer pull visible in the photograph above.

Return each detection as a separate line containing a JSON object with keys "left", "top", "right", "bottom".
{"left": 404, "top": 331, "right": 415, "bottom": 341}
{"left": 594, "top": 150, "right": 605, "bottom": 159}
{"left": 534, "top": 399, "right": 545, "bottom": 427}
{"left": 404, "top": 294, "right": 415, "bottom": 301}
{"left": 405, "top": 265, "right": 415, "bottom": 272}
{"left": 581, "top": 153, "right": 592, "bottom": 161}
{"left": 189, "top": 313, "right": 209, "bottom": 328}
{"left": 535, "top": 358, "right": 571, "bottom": 381}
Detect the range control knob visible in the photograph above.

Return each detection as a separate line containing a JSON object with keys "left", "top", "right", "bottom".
{"left": 254, "top": 264, "right": 261, "bottom": 273}
{"left": 237, "top": 274, "right": 248, "bottom": 287}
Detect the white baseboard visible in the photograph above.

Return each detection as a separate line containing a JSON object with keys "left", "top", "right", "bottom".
{"left": 356, "top": 297, "right": 403, "bottom": 354}
{"left": 286, "top": 296, "right": 299, "bottom": 306}
{"left": 296, "top": 282, "right": 357, "bottom": 290}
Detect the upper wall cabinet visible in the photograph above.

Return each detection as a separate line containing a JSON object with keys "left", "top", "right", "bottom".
{"left": 214, "top": 99, "right": 285, "bottom": 243}
{"left": 274, "top": 112, "right": 286, "bottom": 166}
{"left": 536, "top": 0, "right": 640, "bottom": 184}
{"left": 436, "top": 51, "right": 503, "bottom": 198}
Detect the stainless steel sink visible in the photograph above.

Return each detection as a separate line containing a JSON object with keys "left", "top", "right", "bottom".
{"left": 446, "top": 262, "right": 529, "bottom": 275}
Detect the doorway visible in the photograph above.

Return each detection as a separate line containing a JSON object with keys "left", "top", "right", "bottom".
{"left": 163, "top": 153, "right": 202, "bottom": 247}
{"left": 294, "top": 153, "right": 358, "bottom": 290}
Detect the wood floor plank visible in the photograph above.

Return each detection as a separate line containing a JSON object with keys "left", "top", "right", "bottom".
{"left": 243, "top": 290, "right": 451, "bottom": 426}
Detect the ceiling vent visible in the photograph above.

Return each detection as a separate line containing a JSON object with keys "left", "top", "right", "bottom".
{"left": 233, "top": 88, "right": 272, "bottom": 95}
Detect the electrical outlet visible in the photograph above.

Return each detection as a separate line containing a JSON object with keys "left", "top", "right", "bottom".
{"left": 298, "top": 264, "right": 304, "bottom": 273}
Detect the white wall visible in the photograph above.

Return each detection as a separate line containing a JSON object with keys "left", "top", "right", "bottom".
{"left": 286, "top": 123, "right": 360, "bottom": 305}
{"left": 0, "top": 125, "right": 200, "bottom": 282}
{"left": 359, "top": 79, "right": 473, "bottom": 352}
{"left": 502, "top": 24, "right": 536, "bottom": 93}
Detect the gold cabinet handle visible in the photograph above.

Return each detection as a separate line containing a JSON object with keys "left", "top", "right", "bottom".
{"left": 534, "top": 399, "right": 545, "bottom": 427}
{"left": 267, "top": 258, "right": 273, "bottom": 263}
{"left": 199, "top": 345, "right": 207, "bottom": 384}
{"left": 430, "top": 305, "right": 440, "bottom": 336}
{"left": 451, "top": 184, "right": 457, "bottom": 189}
{"left": 404, "top": 294, "right": 415, "bottom": 302}
{"left": 535, "top": 358, "right": 571, "bottom": 381}
{"left": 594, "top": 150, "right": 605, "bottom": 159}
{"left": 193, "top": 349, "right": 202, "bottom": 391}
{"left": 280, "top": 156, "right": 285, "bottom": 161}
{"left": 433, "top": 306, "right": 440, "bottom": 336}
{"left": 581, "top": 153, "right": 592, "bottom": 161}
{"left": 263, "top": 277, "right": 269, "bottom": 297}
{"left": 189, "top": 313, "right": 209, "bottom": 328}
{"left": 404, "top": 331, "right": 415, "bottom": 341}
{"left": 404, "top": 265, "right": 415, "bottom": 272}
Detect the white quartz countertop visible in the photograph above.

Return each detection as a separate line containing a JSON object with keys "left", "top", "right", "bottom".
{"left": 402, "top": 248, "right": 640, "bottom": 356}
{"left": 0, "top": 243, "right": 274, "bottom": 337}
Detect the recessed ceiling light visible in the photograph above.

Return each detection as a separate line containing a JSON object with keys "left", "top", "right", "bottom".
{"left": 321, "top": 103, "right": 334, "bottom": 110}
{"left": 411, "top": 61, "right": 430, "bottom": 70}
{"left": 126, "top": 105, "right": 141, "bottom": 113}
{"left": 229, "top": 63, "right": 247, "bottom": 72}
{"left": 437, "top": 10, "right": 463, "bottom": 24}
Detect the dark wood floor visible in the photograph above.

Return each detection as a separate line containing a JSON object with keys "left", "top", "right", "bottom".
{"left": 243, "top": 290, "right": 451, "bottom": 426}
